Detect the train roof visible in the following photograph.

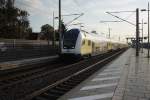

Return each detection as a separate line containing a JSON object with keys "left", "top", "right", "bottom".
{"left": 81, "top": 30, "right": 126, "bottom": 44}
{"left": 80, "top": 30, "right": 117, "bottom": 43}
{"left": 67, "top": 28, "right": 126, "bottom": 44}
{"left": 81, "top": 30, "right": 106, "bottom": 41}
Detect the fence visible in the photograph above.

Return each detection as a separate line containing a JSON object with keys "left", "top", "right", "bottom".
{"left": 0, "top": 39, "right": 59, "bottom": 62}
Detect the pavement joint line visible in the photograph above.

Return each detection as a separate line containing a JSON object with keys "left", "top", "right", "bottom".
{"left": 106, "top": 66, "right": 122, "bottom": 69}
{"left": 103, "top": 69, "right": 121, "bottom": 72}
{"left": 98, "top": 72, "right": 121, "bottom": 76}
{"left": 68, "top": 92, "right": 114, "bottom": 100}
{"left": 108, "top": 67, "right": 123, "bottom": 69}
{"left": 80, "top": 83, "right": 118, "bottom": 90}
{"left": 92, "top": 76, "right": 120, "bottom": 81}
{"left": 105, "top": 67, "right": 122, "bottom": 70}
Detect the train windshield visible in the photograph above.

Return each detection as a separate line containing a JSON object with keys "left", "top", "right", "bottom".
{"left": 63, "top": 29, "right": 79, "bottom": 49}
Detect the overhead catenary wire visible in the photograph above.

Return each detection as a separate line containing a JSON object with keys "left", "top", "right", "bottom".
{"left": 106, "top": 12, "right": 136, "bottom": 26}
{"left": 123, "top": 11, "right": 135, "bottom": 21}
{"left": 73, "top": 0, "right": 83, "bottom": 12}
{"left": 65, "top": 13, "right": 84, "bottom": 25}
{"left": 108, "top": 11, "right": 135, "bottom": 13}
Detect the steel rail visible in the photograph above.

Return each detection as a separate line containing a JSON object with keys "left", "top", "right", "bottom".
{"left": 23, "top": 49, "right": 125, "bottom": 100}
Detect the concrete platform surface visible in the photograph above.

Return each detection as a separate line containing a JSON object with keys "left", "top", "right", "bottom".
{"left": 0, "top": 55, "right": 58, "bottom": 70}
{"left": 59, "top": 48, "right": 150, "bottom": 100}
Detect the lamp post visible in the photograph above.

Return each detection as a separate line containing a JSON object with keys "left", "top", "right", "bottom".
{"left": 141, "top": 2, "right": 150, "bottom": 58}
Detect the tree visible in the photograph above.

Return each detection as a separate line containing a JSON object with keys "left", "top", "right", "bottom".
{"left": 41, "top": 24, "right": 54, "bottom": 41}
{"left": 0, "top": 0, "right": 5, "bottom": 8}
{"left": 54, "top": 30, "right": 60, "bottom": 41}
{"left": 60, "top": 21, "right": 67, "bottom": 37}
{"left": 0, "top": 0, "right": 32, "bottom": 39}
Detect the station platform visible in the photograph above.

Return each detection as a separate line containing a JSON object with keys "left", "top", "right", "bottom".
{"left": 0, "top": 55, "right": 58, "bottom": 70}
{"left": 59, "top": 48, "right": 150, "bottom": 100}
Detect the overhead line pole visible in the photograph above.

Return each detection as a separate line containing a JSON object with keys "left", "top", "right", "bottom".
{"left": 136, "top": 8, "right": 139, "bottom": 56}
{"left": 142, "top": 19, "right": 144, "bottom": 53}
{"left": 59, "top": 0, "right": 61, "bottom": 53}
{"left": 141, "top": 2, "right": 150, "bottom": 57}
{"left": 148, "top": 2, "right": 150, "bottom": 58}
{"left": 53, "top": 11, "right": 55, "bottom": 47}
{"left": 140, "top": 19, "right": 147, "bottom": 53}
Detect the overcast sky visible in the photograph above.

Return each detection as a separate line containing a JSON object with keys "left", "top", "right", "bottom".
{"left": 15, "top": 0, "right": 150, "bottom": 42}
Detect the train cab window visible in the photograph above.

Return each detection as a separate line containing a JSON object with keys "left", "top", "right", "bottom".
{"left": 82, "top": 40, "right": 85, "bottom": 45}
{"left": 88, "top": 40, "right": 91, "bottom": 46}
{"left": 63, "top": 29, "right": 79, "bottom": 49}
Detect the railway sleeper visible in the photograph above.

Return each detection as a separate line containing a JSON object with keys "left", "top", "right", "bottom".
{"left": 59, "top": 83, "right": 75, "bottom": 89}
{"left": 73, "top": 75, "right": 88, "bottom": 80}
{"left": 9, "top": 78, "right": 20, "bottom": 82}
{"left": 63, "top": 81, "right": 78, "bottom": 86}
{"left": 74, "top": 75, "right": 89, "bottom": 79}
{"left": 0, "top": 82, "right": 4, "bottom": 85}
{"left": 46, "top": 91, "right": 62, "bottom": 98}
{"left": 66, "top": 79, "right": 81, "bottom": 84}
{"left": 0, "top": 80, "right": 10, "bottom": 84}
{"left": 36, "top": 92, "right": 58, "bottom": 100}
{"left": 63, "top": 82, "right": 78, "bottom": 87}
{"left": 48, "top": 88, "right": 66, "bottom": 95}
{"left": 55, "top": 86, "right": 70, "bottom": 92}
{"left": 8, "top": 76, "right": 23, "bottom": 81}
{"left": 33, "top": 96, "right": 48, "bottom": 100}
{"left": 44, "top": 92, "right": 59, "bottom": 99}
{"left": 7, "top": 78, "right": 19, "bottom": 83}
{"left": 69, "top": 78, "right": 83, "bottom": 83}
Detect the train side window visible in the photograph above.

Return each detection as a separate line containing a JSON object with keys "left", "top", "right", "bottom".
{"left": 82, "top": 40, "right": 85, "bottom": 45}
{"left": 88, "top": 40, "right": 91, "bottom": 46}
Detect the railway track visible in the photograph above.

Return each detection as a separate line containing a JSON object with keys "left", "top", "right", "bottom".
{"left": 0, "top": 49, "right": 127, "bottom": 100}
{"left": 24, "top": 49, "right": 126, "bottom": 100}
{"left": 0, "top": 57, "right": 78, "bottom": 87}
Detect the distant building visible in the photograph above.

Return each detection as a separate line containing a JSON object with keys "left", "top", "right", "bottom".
{"left": 27, "top": 32, "right": 40, "bottom": 40}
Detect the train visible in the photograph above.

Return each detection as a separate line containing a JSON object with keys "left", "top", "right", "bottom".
{"left": 61, "top": 28, "right": 127, "bottom": 58}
